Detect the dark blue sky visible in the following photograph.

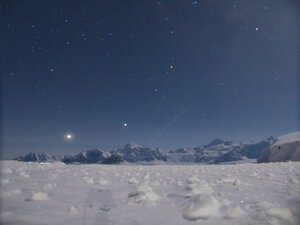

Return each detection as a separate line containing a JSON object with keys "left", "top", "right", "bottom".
{"left": 1, "top": 0, "right": 299, "bottom": 158}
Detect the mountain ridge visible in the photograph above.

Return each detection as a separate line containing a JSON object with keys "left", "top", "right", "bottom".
{"left": 13, "top": 131, "right": 299, "bottom": 164}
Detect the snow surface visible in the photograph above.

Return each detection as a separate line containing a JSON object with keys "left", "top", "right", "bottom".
{"left": 1, "top": 160, "right": 300, "bottom": 225}
{"left": 273, "top": 131, "right": 300, "bottom": 146}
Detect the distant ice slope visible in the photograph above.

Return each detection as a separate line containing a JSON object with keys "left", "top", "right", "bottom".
{"left": 272, "top": 131, "right": 300, "bottom": 146}
{"left": 258, "top": 131, "right": 300, "bottom": 163}
{"left": 1, "top": 160, "right": 299, "bottom": 225}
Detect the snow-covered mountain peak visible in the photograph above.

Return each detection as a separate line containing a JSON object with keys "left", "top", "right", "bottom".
{"left": 123, "top": 142, "right": 141, "bottom": 149}
{"left": 273, "top": 131, "right": 300, "bottom": 146}
{"left": 13, "top": 152, "right": 61, "bottom": 162}
{"left": 13, "top": 131, "right": 299, "bottom": 164}
{"left": 258, "top": 131, "right": 300, "bottom": 163}
{"left": 61, "top": 149, "right": 110, "bottom": 164}
{"left": 208, "top": 138, "right": 224, "bottom": 146}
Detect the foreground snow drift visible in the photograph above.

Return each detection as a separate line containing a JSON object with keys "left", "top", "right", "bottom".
{"left": 1, "top": 161, "right": 300, "bottom": 225}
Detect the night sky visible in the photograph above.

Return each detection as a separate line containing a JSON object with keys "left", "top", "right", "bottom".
{"left": 1, "top": 0, "right": 299, "bottom": 158}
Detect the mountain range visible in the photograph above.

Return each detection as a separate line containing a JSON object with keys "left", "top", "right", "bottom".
{"left": 13, "top": 131, "right": 300, "bottom": 164}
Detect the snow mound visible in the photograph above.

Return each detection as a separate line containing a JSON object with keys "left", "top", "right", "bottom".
{"left": 128, "top": 177, "right": 139, "bottom": 184}
{"left": 43, "top": 183, "right": 57, "bottom": 190}
{"left": 84, "top": 176, "right": 95, "bottom": 184}
{"left": 96, "top": 178, "right": 109, "bottom": 185}
{"left": 68, "top": 206, "right": 79, "bottom": 214}
{"left": 31, "top": 192, "right": 49, "bottom": 200}
{"left": 128, "top": 184, "right": 161, "bottom": 203}
{"left": 220, "top": 177, "right": 241, "bottom": 185}
{"left": 223, "top": 205, "right": 245, "bottom": 219}
{"left": 19, "top": 171, "right": 30, "bottom": 178}
{"left": 186, "top": 182, "right": 214, "bottom": 195}
{"left": 182, "top": 193, "right": 220, "bottom": 221}
{"left": 264, "top": 207, "right": 296, "bottom": 225}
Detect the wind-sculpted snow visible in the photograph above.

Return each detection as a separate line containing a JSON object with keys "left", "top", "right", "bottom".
{"left": 1, "top": 161, "right": 300, "bottom": 225}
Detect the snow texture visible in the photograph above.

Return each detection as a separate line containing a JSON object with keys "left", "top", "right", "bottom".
{"left": 1, "top": 160, "right": 300, "bottom": 225}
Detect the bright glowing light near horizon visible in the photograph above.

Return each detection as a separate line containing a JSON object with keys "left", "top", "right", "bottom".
{"left": 64, "top": 133, "right": 74, "bottom": 140}
{"left": 123, "top": 123, "right": 127, "bottom": 127}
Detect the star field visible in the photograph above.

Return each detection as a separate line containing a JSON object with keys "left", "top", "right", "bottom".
{"left": 1, "top": 0, "right": 299, "bottom": 158}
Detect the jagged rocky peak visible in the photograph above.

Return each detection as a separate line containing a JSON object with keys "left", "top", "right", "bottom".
{"left": 102, "top": 154, "right": 124, "bottom": 164}
{"left": 208, "top": 138, "right": 225, "bottom": 146}
{"left": 14, "top": 152, "right": 58, "bottom": 162}
{"left": 205, "top": 138, "right": 233, "bottom": 147}
{"left": 266, "top": 136, "right": 277, "bottom": 144}
{"left": 171, "top": 148, "right": 194, "bottom": 153}
{"left": 123, "top": 142, "right": 141, "bottom": 149}
{"left": 62, "top": 149, "right": 110, "bottom": 164}
{"left": 84, "top": 149, "right": 109, "bottom": 157}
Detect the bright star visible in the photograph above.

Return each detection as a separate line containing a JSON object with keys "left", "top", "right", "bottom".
{"left": 64, "top": 133, "right": 74, "bottom": 140}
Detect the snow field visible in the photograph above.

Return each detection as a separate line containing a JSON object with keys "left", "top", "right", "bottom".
{"left": 1, "top": 160, "right": 300, "bottom": 225}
